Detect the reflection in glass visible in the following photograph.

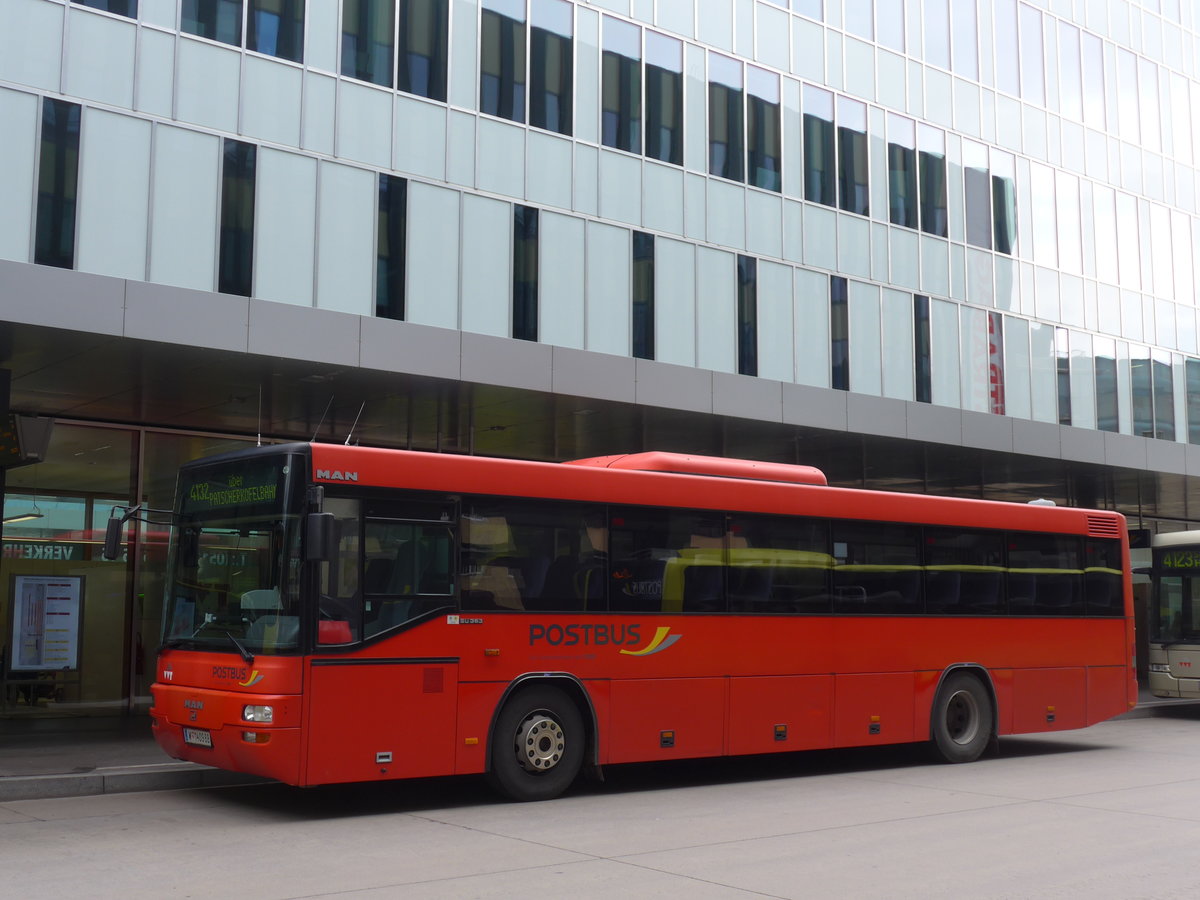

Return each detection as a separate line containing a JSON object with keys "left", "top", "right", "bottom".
{"left": 1018, "top": 4, "right": 1044, "bottom": 105}
{"left": 218, "top": 139, "right": 256, "bottom": 297}
{"left": 991, "top": 149, "right": 1016, "bottom": 255}
{"left": 803, "top": 86, "right": 835, "bottom": 207}
{"left": 709, "top": 54, "right": 744, "bottom": 183}
{"left": 183, "top": 0, "right": 243, "bottom": 46}
{"left": 248, "top": 0, "right": 305, "bottom": 62}
{"left": 737, "top": 256, "right": 757, "bottom": 377}
{"left": 917, "top": 125, "right": 947, "bottom": 237}
{"left": 994, "top": 0, "right": 1019, "bottom": 96}
{"left": 963, "top": 140, "right": 991, "bottom": 249}
{"left": 645, "top": 33, "right": 683, "bottom": 166}
{"left": 513, "top": 205, "right": 539, "bottom": 342}
{"left": 1081, "top": 32, "right": 1105, "bottom": 129}
{"left": 75, "top": 0, "right": 138, "bottom": 16}
{"left": 922, "top": 0, "right": 949, "bottom": 70}
{"left": 398, "top": 0, "right": 449, "bottom": 101}
{"left": 1153, "top": 351, "right": 1175, "bottom": 441}
{"left": 481, "top": 0, "right": 527, "bottom": 122}
{"left": 837, "top": 97, "right": 867, "bottom": 214}
{"left": 1094, "top": 338, "right": 1118, "bottom": 433}
{"left": 34, "top": 99, "right": 81, "bottom": 270}
{"left": 602, "top": 18, "right": 641, "bottom": 153}
{"left": 831, "top": 276, "right": 849, "bottom": 391}
{"left": 1058, "top": 22, "right": 1082, "bottom": 122}
{"left": 748, "top": 67, "right": 781, "bottom": 192}
{"left": 376, "top": 175, "right": 407, "bottom": 320}
{"left": 342, "top": 0, "right": 395, "bottom": 86}
{"left": 914, "top": 295, "right": 931, "bottom": 403}
{"left": 876, "top": 0, "right": 903, "bottom": 52}
{"left": 988, "top": 312, "right": 1005, "bottom": 415}
{"left": 1131, "top": 349, "right": 1152, "bottom": 438}
{"left": 632, "top": 232, "right": 654, "bottom": 360}
{"left": 1187, "top": 359, "right": 1200, "bottom": 445}
{"left": 530, "top": 0, "right": 572, "bottom": 134}
{"left": 887, "top": 114, "right": 917, "bottom": 228}
{"left": 1055, "top": 328, "right": 1071, "bottom": 426}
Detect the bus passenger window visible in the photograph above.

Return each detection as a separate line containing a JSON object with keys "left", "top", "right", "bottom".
{"left": 609, "top": 508, "right": 726, "bottom": 612}
{"left": 319, "top": 497, "right": 362, "bottom": 643}
{"left": 924, "top": 528, "right": 1005, "bottom": 615}
{"left": 726, "top": 515, "right": 831, "bottom": 614}
{"left": 1084, "top": 538, "right": 1124, "bottom": 616}
{"left": 1007, "top": 533, "right": 1084, "bottom": 616}
{"left": 831, "top": 521, "right": 922, "bottom": 614}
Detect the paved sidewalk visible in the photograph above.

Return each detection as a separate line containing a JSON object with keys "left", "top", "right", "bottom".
{"left": 1, "top": 689, "right": 1195, "bottom": 804}
{"left": 0, "top": 714, "right": 265, "bottom": 802}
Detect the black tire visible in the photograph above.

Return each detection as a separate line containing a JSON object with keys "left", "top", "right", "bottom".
{"left": 930, "top": 671, "right": 993, "bottom": 763}
{"left": 487, "top": 685, "right": 585, "bottom": 802}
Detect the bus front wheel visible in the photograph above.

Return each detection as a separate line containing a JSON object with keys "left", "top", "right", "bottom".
{"left": 487, "top": 685, "right": 584, "bottom": 801}
{"left": 930, "top": 671, "right": 993, "bottom": 763}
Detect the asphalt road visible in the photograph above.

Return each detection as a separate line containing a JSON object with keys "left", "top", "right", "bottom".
{"left": 2, "top": 708, "right": 1199, "bottom": 899}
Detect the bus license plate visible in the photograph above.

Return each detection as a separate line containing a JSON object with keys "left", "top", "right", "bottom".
{"left": 183, "top": 728, "right": 212, "bottom": 748}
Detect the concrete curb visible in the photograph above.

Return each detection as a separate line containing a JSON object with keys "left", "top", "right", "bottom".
{"left": 0, "top": 765, "right": 269, "bottom": 802}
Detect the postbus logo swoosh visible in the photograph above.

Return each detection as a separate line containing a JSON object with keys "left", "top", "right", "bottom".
{"left": 620, "top": 626, "right": 682, "bottom": 656}
{"left": 238, "top": 670, "right": 264, "bottom": 687}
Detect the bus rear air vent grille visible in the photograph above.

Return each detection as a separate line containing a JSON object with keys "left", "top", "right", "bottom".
{"left": 1086, "top": 516, "right": 1123, "bottom": 539}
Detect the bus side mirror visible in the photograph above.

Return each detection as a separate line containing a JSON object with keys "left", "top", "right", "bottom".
{"left": 306, "top": 513, "right": 336, "bottom": 562}
{"left": 102, "top": 518, "right": 124, "bottom": 561}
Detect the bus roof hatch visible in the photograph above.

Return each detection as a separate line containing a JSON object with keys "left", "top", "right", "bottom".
{"left": 563, "top": 452, "right": 827, "bottom": 486}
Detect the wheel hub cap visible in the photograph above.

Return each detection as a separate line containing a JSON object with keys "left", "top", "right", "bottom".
{"left": 516, "top": 714, "right": 565, "bottom": 773}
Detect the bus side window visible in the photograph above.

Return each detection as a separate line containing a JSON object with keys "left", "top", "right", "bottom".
{"left": 609, "top": 508, "right": 725, "bottom": 612}
{"left": 1084, "top": 538, "right": 1124, "bottom": 616}
{"left": 319, "top": 497, "right": 362, "bottom": 643}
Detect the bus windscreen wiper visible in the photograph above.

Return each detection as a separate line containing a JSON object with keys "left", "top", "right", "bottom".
{"left": 223, "top": 631, "right": 255, "bottom": 665}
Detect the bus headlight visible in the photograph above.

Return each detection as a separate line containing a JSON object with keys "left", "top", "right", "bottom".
{"left": 242, "top": 704, "right": 274, "bottom": 723}
{"left": 1149, "top": 664, "right": 1170, "bottom": 674}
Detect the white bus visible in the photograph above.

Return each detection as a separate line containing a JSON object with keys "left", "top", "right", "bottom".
{"left": 1148, "top": 530, "right": 1200, "bottom": 698}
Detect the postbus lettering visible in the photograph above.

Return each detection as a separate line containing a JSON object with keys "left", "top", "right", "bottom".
{"left": 212, "top": 666, "right": 249, "bottom": 681}
{"left": 529, "top": 623, "right": 641, "bottom": 648}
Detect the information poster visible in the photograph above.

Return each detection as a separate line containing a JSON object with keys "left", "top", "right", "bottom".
{"left": 9, "top": 576, "right": 82, "bottom": 671}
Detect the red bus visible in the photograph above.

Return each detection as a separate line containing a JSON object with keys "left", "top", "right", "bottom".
{"left": 139, "top": 443, "right": 1136, "bottom": 801}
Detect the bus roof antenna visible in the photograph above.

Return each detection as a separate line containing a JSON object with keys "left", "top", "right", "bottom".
{"left": 311, "top": 395, "right": 334, "bottom": 442}
{"left": 345, "top": 401, "right": 366, "bottom": 445}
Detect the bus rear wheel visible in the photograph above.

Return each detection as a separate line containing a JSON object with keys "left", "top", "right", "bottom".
{"left": 487, "top": 685, "right": 584, "bottom": 802}
{"left": 930, "top": 671, "right": 993, "bottom": 763}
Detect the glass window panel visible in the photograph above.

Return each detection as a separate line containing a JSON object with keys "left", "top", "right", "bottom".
{"left": 963, "top": 140, "right": 991, "bottom": 249}
{"left": 1018, "top": 4, "right": 1045, "bottom": 106}
{"left": 994, "top": 0, "right": 1019, "bottom": 97}
{"left": 1057, "top": 22, "right": 1082, "bottom": 123}
{"left": 924, "top": 528, "right": 1005, "bottom": 614}
{"left": 917, "top": 124, "right": 947, "bottom": 237}
{"left": 1084, "top": 538, "right": 1124, "bottom": 617}
{"left": 831, "top": 521, "right": 923, "bottom": 614}
{"left": 793, "top": 0, "right": 821, "bottom": 19}
{"left": 1095, "top": 337, "right": 1118, "bottom": 433}
{"left": 1150, "top": 206, "right": 1174, "bottom": 300}
{"left": 1056, "top": 172, "right": 1081, "bottom": 275}
{"left": 1138, "top": 58, "right": 1161, "bottom": 154}
{"left": 74, "top": 0, "right": 138, "bottom": 16}
{"left": 1029, "top": 163, "right": 1057, "bottom": 268}
{"left": 923, "top": 0, "right": 950, "bottom": 70}
{"left": 183, "top": 0, "right": 243, "bottom": 47}
{"left": 1116, "top": 49, "right": 1139, "bottom": 141}
{"left": 218, "top": 139, "right": 256, "bottom": 297}
{"left": 737, "top": 255, "right": 757, "bottom": 376}
{"left": 34, "top": 99, "right": 81, "bottom": 271}
{"left": 645, "top": 32, "right": 683, "bottom": 166}
{"left": 726, "top": 515, "right": 831, "bottom": 614}
{"left": 877, "top": 0, "right": 904, "bottom": 52}
{"left": 602, "top": 18, "right": 641, "bottom": 153}
{"left": 376, "top": 175, "right": 407, "bottom": 320}
{"left": 804, "top": 86, "right": 835, "bottom": 207}
{"left": 1172, "top": 212, "right": 1194, "bottom": 305}
{"left": 481, "top": 1, "right": 527, "bottom": 122}
{"left": 1187, "top": 358, "right": 1200, "bottom": 445}
{"left": 709, "top": 54, "right": 744, "bottom": 183}
{"left": 609, "top": 508, "right": 726, "bottom": 613}
{"left": 1081, "top": 32, "right": 1105, "bottom": 129}
{"left": 248, "top": 0, "right": 304, "bottom": 62}
{"left": 831, "top": 276, "right": 849, "bottom": 391}
{"left": 1092, "top": 185, "right": 1118, "bottom": 285}
{"left": 1131, "top": 347, "right": 1152, "bottom": 438}
{"left": 342, "top": 0, "right": 395, "bottom": 86}
{"left": 632, "top": 232, "right": 655, "bottom": 360}
{"left": 844, "top": 0, "right": 872, "bottom": 40}
{"left": 836, "top": 96, "right": 868, "bottom": 215}
{"left": 747, "top": 67, "right": 780, "bottom": 192}
{"left": 988, "top": 311, "right": 1006, "bottom": 414}
{"left": 398, "top": 0, "right": 449, "bottom": 101}
{"left": 1170, "top": 73, "right": 1193, "bottom": 162}
{"left": 1055, "top": 328, "right": 1071, "bottom": 426}
{"left": 1153, "top": 350, "right": 1175, "bottom": 440}
{"left": 951, "top": 0, "right": 978, "bottom": 80}
{"left": 1008, "top": 534, "right": 1083, "bottom": 616}
{"left": 887, "top": 114, "right": 917, "bottom": 229}
{"left": 914, "top": 294, "right": 932, "bottom": 403}
{"left": 1115, "top": 192, "right": 1140, "bottom": 290}
{"left": 991, "top": 149, "right": 1016, "bottom": 255}
{"left": 513, "top": 205, "right": 538, "bottom": 341}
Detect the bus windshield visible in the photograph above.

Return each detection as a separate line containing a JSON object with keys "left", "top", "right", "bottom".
{"left": 161, "top": 453, "right": 304, "bottom": 655}
{"left": 1152, "top": 574, "right": 1200, "bottom": 643}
